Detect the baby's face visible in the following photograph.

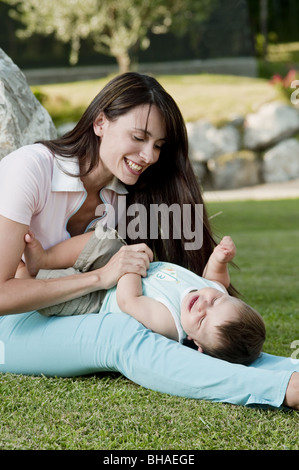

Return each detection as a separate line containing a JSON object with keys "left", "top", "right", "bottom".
{"left": 180, "top": 287, "right": 240, "bottom": 352}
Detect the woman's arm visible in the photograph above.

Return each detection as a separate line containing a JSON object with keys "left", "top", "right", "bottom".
{"left": 0, "top": 215, "right": 153, "bottom": 315}
{"left": 116, "top": 273, "right": 178, "bottom": 341}
{"left": 0, "top": 215, "right": 107, "bottom": 314}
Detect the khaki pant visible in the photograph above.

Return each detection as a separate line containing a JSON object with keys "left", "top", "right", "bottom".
{"left": 37, "top": 224, "right": 126, "bottom": 316}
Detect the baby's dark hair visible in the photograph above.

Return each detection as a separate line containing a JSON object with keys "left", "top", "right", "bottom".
{"left": 203, "top": 299, "right": 266, "bottom": 365}
{"left": 183, "top": 299, "right": 266, "bottom": 365}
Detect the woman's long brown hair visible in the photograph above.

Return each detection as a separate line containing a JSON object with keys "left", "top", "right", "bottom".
{"left": 40, "top": 73, "right": 218, "bottom": 278}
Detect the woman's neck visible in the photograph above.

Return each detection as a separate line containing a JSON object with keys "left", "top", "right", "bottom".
{"left": 80, "top": 162, "right": 113, "bottom": 194}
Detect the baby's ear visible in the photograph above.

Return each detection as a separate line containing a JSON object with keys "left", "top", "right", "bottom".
{"left": 188, "top": 336, "right": 204, "bottom": 353}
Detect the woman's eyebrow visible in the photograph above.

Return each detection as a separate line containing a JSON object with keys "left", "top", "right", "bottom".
{"left": 133, "top": 127, "right": 167, "bottom": 141}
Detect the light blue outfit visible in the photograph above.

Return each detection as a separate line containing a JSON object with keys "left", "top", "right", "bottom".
{"left": 0, "top": 310, "right": 298, "bottom": 408}
{"left": 101, "top": 261, "right": 226, "bottom": 343}
{"left": 0, "top": 145, "right": 298, "bottom": 408}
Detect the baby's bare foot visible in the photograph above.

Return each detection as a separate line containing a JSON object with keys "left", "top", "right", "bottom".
{"left": 24, "top": 231, "right": 47, "bottom": 276}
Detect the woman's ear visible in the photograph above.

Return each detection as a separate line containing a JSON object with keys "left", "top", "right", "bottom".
{"left": 93, "top": 112, "right": 106, "bottom": 137}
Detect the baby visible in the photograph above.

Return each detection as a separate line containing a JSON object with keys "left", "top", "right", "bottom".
{"left": 115, "top": 236, "right": 265, "bottom": 365}
{"left": 23, "top": 227, "right": 265, "bottom": 365}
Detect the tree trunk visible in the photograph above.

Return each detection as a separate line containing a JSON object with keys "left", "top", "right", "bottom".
{"left": 116, "top": 52, "right": 131, "bottom": 74}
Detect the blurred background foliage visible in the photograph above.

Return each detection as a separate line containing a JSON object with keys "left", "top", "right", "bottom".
{"left": 1, "top": 0, "right": 299, "bottom": 78}
{"left": 1, "top": 0, "right": 299, "bottom": 77}
{"left": 0, "top": 0, "right": 292, "bottom": 75}
{"left": 1, "top": 0, "right": 299, "bottom": 126}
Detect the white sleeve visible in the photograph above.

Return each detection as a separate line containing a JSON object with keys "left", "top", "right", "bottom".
{"left": 0, "top": 145, "right": 50, "bottom": 225}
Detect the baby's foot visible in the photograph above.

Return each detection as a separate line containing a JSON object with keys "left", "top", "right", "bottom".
{"left": 24, "top": 231, "right": 47, "bottom": 276}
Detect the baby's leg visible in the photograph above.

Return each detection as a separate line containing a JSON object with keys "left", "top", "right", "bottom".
{"left": 24, "top": 231, "right": 93, "bottom": 277}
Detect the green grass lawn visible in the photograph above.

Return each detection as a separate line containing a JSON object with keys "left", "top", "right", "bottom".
{"left": 31, "top": 41, "right": 299, "bottom": 127}
{"left": 31, "top": 73, "right": 285, "bottom": 127}
{"left": 0, "top": 198, "right": 298, "bottom": 450}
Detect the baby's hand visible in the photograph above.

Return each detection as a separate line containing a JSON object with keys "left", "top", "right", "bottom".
{"left": 213, "top": 236, "right": 236, "bottom": 264}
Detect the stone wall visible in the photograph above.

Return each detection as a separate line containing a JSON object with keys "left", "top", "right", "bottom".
{"left": 188, "top": 100, "right": 299, "bottom": 190}
{"left": 1, "top": 48, "right": 298, "bottom": 191}
{"left": 0, "top": 48, "right": 57, "bottom": 160}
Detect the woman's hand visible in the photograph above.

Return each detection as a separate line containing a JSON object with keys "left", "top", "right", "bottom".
{"left": 284, "top": 372, "right": 299, "bottom": 410}
{"left": 95, "top": 243, "right": 153, "bottom": 290}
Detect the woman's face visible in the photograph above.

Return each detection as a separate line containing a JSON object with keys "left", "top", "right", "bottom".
{"left": 93, "top": 104, "right": 167, "bottom": 185}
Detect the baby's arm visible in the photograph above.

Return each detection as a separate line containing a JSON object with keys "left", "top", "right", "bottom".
{"left": 24, "top": 230, "right": 93, "bottom": 277}
{"left": 116, "top": 273, "right": 178, "bottom": 341}
{"left": 202, "top": 236, "right": 236, "bottom": 288}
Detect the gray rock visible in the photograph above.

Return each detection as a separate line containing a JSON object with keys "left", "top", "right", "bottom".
{"left": 207, "top": 150, "right": 261, "bottom": 190}
{"left": 187, "top": 121, "right": 216, "bottom": 162}
{"left": 187, "top": 121, "right": 240, "bottom": 162}
{"left": 244, "top": 101, "right": 299, "bottom": 150}
{"left": 56, "top": 122, "right": 76, "bottom": 137}
{"left": 0, "top": 48, "right": 57, "bottom": 160}
{"left": 263, "top": 138, "right": 299, "bottom": 182}
{"left": 191, "top": 161, "right": 207, "bottom": 185}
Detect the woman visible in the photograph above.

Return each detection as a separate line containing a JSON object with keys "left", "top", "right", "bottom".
{"left": 0, "top": 72, "right": 298, "bottom": 409}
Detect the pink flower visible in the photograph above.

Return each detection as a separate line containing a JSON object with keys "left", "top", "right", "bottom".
{"left": 269, "top": 74, "right": 283, "bottom": 85}
{"left": 283, "top": 69, "right": 296, "bottom": 87}
{"left": 269, "top": 69, "right": 297, "bottom": 88}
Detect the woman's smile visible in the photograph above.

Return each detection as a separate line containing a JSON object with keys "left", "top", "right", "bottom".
{"left": 124, "top": 157, "right": 143, "bottom": 175}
